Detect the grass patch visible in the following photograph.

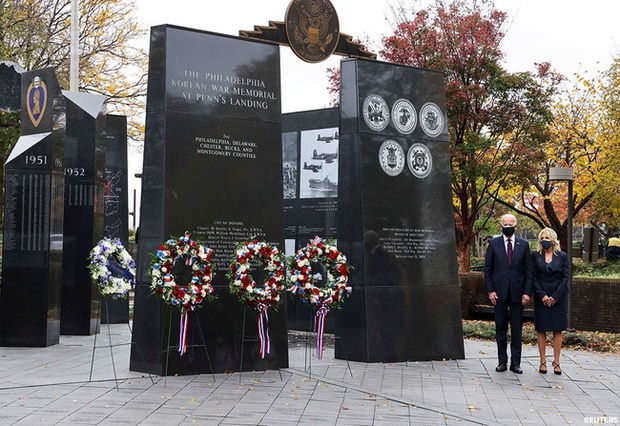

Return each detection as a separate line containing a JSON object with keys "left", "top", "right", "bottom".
{"left": 463, "top": 320, "right": 620, "bottom": 354}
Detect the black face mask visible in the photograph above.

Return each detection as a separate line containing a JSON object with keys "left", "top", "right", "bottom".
{"left": 541, "top": 240, "right": 553, "bottom": 250}
{"left": 502, "top": 226, "right": 515, "bottom": 237}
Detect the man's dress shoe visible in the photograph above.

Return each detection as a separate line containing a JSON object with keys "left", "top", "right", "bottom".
{"left": 509, "top": 365, "right": 523, "bottom": 374}
{"left": 495, "top": 363, "right": 507, "bottom": 372}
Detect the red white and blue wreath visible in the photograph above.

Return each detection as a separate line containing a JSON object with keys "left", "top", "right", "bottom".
{"left": 150, "top": 232, "right": 214, "bottom": 355}
{"left": 289, "top": 236, "right": 352, "bottom": 359}
{"left": 229, "top": 239, "right": 286, "bottom": 358}
{"left": 88, "top": 237, "right": 136, "bottom": 299}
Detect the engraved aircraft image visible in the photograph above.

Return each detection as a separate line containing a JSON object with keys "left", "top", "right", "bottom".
{"left": 312, "top": 149, "right": 338, "bottom": 163}
{"left": 303, "top": 161, "right": 323, "bottom": 173}
{"left": 317, "top": 131, "right": 338, "bottom": 143}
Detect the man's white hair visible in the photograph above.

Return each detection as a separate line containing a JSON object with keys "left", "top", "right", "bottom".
{"left": 500, "top": 214, "right": 517, "bottom": 225}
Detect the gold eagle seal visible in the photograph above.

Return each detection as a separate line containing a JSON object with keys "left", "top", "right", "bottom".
{"left": 285, "top": 0, "right": 340, "bottom": 63}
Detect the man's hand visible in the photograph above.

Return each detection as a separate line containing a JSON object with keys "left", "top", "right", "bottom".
{"left": 542, "top": 295, "right": 551, "bottom": 307}
{"left": 522, "top": 294, "right": 530, "bottom": 305}
{"left": 488, "top": 292, "right": 498, "bottom": 306}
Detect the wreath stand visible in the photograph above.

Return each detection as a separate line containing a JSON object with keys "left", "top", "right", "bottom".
{"left": 89, "top": 296, "right": 155, "bottom": 391}
{"left": 238, "top": 306, "right": 283, "bottom": 384}
{"left": 162, "top": 308, "right": 215, "bottom": 386}
{"left": 303, "top": 307, "right": 353, "bottom": 380}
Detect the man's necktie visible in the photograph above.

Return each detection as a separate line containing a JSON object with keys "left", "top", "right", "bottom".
{"left": 507, "top": 238, "right": 513, "bottom": 264}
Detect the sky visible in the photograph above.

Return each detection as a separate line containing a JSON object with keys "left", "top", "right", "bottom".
{"left": 127, "top": 0, "right": 620, "bottom": 221}
{"left": 133, "top": 0, "right": 620, "bottom": 112}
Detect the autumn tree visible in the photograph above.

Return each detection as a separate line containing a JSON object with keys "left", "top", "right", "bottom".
{"left": 379, "top": 0, "right": 558, "bottom": 271}
{"left": 0, "top": 0, "right": 148, "bottom": 141}
{"left": 495, "top": 67, "right": 620, "bottom": 249}
{"left": 589, "top": 58, "right": 620, "bottom": 233}
{"left": 0, "top": 0, "right": 147, "bottom": 230}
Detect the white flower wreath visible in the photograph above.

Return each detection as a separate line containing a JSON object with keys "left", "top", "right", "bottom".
{"left": 88, "top": 237, "right": 136, "bottom": 299}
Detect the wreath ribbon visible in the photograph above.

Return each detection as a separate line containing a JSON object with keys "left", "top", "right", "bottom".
{"left": 257, "top": 303, "right": 271, "bottom": 358}
{"left": 179, "top": 308, "right": 189, "bottom": 356}
{"left": 314, "top": 304, "right": 329, "bottom": 359}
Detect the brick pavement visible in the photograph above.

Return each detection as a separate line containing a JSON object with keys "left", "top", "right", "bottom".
{"left": 0, "top": 324, "right": 618, "bottom": 425}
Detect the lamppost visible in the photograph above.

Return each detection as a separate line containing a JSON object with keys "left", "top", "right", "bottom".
{"left": 549, "top": 167, "right": 574, "bottom": 329}
{"left": 70, "top": 0, "right": 79, "bottom": 91}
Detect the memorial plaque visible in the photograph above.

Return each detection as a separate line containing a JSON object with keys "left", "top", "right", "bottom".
{"left": 0, "top": 68, "right": 65, "bottom": 347}
{"left": 336, "top": 58, "right": 464, "bottom": 362}
{"left": 100, "top": 114, "right": 130, "bottom": 323}
{"left": 282, "top": 108, "right": 339, "bottom": 332}
{"left": 131, "top": 26, "right": 286, "bottom": 375}
{"left": 59, "top": 92, "right": 106, "bottom": 335}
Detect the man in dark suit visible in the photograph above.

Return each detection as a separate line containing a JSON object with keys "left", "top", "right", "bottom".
{"left": 484, "top": 214, "right": 533, "bottom": 374}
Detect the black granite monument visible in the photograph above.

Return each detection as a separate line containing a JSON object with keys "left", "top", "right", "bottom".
{"left": 100, "top": 114, "right": 130, "bottom": 324}
{"left": 0, "top": 61, "right": 23, "bottom": 111}
{"left": 0, "top": 68, "right": 65, "bottom": 347}
{"left": 131, "top": 26, "right": 287, "bottom": 375}
{"left": 59, "top": 92, "right": 106, "bottom": 335}
{"left": 282, "top": 108, "right": 339, "bottom": 333}
{"left": 336, "top": 58, "right": 465, "bottom": 362}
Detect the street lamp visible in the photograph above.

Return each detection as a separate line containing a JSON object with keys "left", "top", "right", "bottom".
{"left": 549, "top": 167, "right": 574, "bottom": 329}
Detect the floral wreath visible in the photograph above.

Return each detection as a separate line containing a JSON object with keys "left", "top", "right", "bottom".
{"left": 289, "top": 236, "right": 352, "bottom": 308}
{"left": 149, "top": 231, "right": 214, "bottom": 311}
{"left": 228, "top": 239, "right": 286, "bottom": 308}
{"left": 88, "top": 237, "right": 136, "bottom": 299}
{"left": 228, "top": 238, "right": 285, "bottom": 358}
{"left": 289, "top": 236, "right": 352, "bottom": 359}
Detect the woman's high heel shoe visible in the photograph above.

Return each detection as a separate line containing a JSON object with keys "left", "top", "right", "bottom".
{"left": 552, "top": 361, "right": 562, "bottom": 375}
{"left": 539, "top": 362, "right": 547, "bottom": 374}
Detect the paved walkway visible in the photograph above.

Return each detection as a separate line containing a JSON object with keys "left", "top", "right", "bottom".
{"left": 0, "top": 324, "right": 618, "bottom": 425}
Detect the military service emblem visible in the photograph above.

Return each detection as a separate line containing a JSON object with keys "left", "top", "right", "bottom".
{"left": 285, "top": 0, "right": 340, "bottom": 63}
{"left": 379, "top": 139, "right": 405, "bottom": 177}
{"left": 392, "top": 98, "right": 417, "bottom": 134}
{"left": 419, "top": 102, "right": 444, "bottom": 138}
{"left": 362, "top": 94, "right": 389, "bottom": 132}
{"left": 26, "top": 76, "right": 48, "bottom": 127}
{"left": 407, "top": 143, "right": 432, "bottom": 178}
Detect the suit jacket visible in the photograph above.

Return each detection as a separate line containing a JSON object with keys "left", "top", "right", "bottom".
{"left": 531, "top": 251, "right": 569, "bottom": 302}
{"left": 484, "top": 235, "right": 533, "bottom": 303}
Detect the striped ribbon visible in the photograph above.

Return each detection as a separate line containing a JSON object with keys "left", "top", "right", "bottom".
{"left": 179, "top": 308, "right": 189, "bottom": 356}
{"left": 257, "top": 303, "right": 271, "bottom": 358}
{"left": 314, "top": 304, "right": 329, "bottom": 360}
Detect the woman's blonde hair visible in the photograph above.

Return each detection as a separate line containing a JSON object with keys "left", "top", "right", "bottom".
{"left": 537, "top": 227, "right": 561, "bottom": 254}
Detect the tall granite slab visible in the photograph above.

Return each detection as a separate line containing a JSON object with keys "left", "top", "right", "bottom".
{"left": 0, "top": 61, "right": 24, "bottom": 111}
{"left": 131, "top": 25, "right": 286, "bottom": 375}
{"left": 336, "top": 58, "right": 464, "bottom": 362}
{"left": 282, "top": 108, "right": 339, "bottom": 333}
{"left": 100, "top": 114, "right": 130, "bottom": 323}
{"left": 0, "top": 68, "right": 65, "bottom": 347}
{"left": 59, "top": 92, "right": 106, "bottom": 335}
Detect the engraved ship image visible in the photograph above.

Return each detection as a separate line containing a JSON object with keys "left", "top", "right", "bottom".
{"left": 308, "top": 175, "right": 337, "bottom": 191}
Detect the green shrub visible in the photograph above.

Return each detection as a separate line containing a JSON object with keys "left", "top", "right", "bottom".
{"left": 470, "top": 257, "right": 485, "bottom": 271}
{"left": 573, "top": 259, "right": 620, "bottom": 278}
